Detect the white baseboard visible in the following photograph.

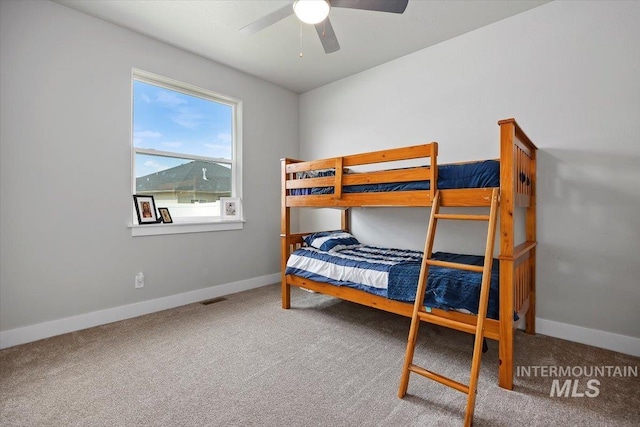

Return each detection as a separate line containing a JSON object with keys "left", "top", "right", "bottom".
{"left": 0, "top": 273, "right": 280, "bottom": 350}
{"left": 536, "top": 318, "right": 640, "bottom": 358}
{"left": 3, "top": 285, "right": 638, "bottom": 358}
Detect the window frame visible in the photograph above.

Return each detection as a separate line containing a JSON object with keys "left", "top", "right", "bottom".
{"left": 130, "top": 69, "right": 243, "bottom": 236}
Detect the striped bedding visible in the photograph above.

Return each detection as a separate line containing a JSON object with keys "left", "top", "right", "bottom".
{"left": 285, "top": 246, "right": 500, "bottom": 319}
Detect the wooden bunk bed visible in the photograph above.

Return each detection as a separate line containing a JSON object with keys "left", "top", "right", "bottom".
{"left": 280, "top": 118, "right": 537, "bottom": 391}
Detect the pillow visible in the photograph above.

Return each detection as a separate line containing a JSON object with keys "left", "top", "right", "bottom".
{"left": 295, "top": 169, "right": 335, "bottom": 179}
{"left": 303, "top": 231, "right": 361, "bottom": 252}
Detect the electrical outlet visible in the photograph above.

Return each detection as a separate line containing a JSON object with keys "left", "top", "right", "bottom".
{"left": 135, "top": 272, "right": 144, "bottom": 289}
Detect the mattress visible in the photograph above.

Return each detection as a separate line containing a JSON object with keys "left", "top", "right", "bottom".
{"left": 291, "top": 160, "right": 500, "bottom": 196}
{"left": 285, "top": 245, "right": 500, "bottom": 319}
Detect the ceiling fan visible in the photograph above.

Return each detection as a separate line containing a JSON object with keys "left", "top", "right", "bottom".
{"left": 240, "top": 0, "right": 409, "bottom": 54}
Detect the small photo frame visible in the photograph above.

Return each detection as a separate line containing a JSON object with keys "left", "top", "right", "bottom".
{"left": 133, "top": 194, "right": 160, "bottom": 224}
{"left": 220, "top": 197, "right": 242, "bottom": 220}
{"left": 158, "top": 207, "right": 173, "bottom": 224}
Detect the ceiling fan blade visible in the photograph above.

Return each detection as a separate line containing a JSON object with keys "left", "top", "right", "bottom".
{"left": 315, "top": 17, "right": 340, "bottom": 54}
{"left": 239, "top": 4, "right": 294, "bottom": 35}
{"left": 330, "top": 0, "right": 408, "bottom": 14}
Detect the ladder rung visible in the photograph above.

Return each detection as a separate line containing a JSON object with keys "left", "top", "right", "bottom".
{"left": 425, "top": 259, "right": 484, "bottom": 273}
{"left": 417, "top": 310, "right": 477, "bottom": 334}
{"left": 409, "top": 364, "right": 470, "bottom": 394}
{"left": 434, "top": 213, "right": 490, "bottom": 221}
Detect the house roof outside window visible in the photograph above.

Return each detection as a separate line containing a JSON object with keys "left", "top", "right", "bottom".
{"left": 136, "top": 160, "right": 231, "bottom": 194}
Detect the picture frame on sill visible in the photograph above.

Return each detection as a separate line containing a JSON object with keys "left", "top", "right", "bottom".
{"left": 158, "top": 207, "right": 173, "bottom": 224}
{"left": 133, "top": 194, "right": 160, "bottom": 224}
{"left": 220, "top": 197, "right": 242, "bottom": 220}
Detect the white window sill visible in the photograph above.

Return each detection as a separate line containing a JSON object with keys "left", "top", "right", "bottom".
{"left": 129, "top": 219, "right": 244, "bottom": 237}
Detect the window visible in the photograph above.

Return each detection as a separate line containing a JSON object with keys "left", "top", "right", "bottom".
{"left": 131, "top": 70, "right": 241, "bottom": 229}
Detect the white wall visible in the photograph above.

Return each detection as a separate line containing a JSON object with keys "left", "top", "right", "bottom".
{"left": 0, "top": 1, "right": 298, "bottom": 338}
{"left": 299, "top": 0, "right": 640, "bottom": 347}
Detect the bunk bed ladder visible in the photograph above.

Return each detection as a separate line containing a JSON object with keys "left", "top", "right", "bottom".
{"left": 398, "top": 188, "right": 500, "bottom": 427}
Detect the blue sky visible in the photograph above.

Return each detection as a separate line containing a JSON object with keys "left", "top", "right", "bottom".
{"left": 133, "top": 80, "right": 232, "bottom": 178}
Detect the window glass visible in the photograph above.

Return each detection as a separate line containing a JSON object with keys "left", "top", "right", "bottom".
{"left": 132, "top": 72, "right": 239, "bottom": 223}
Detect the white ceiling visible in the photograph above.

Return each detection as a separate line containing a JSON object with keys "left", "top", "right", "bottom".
{"left": 55, "top": 0, "right": 549, "bottom": 94}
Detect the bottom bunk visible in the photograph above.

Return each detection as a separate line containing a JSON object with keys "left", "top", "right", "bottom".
{"left": 282, "top": 231, "right": 509, "bottom": 341}
{"left": 286, "top": 242, "right": 501, "bottom": 319}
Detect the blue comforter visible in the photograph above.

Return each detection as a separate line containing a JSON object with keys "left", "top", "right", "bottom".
{"left": 292, "top": 160, "right": 500, "bottom": 195}
{"left": 285, "top": 246, "right": 500, "bottom": 319}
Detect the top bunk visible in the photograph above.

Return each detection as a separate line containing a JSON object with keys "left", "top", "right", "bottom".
{"left": 281, "top": 118, "right": 537, "bottom": 209}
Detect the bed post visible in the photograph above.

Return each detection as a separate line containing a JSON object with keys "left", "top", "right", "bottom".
{"left": 498, "top": 119, "right": 516, "bottom": 390}
{"left": 430, "top": 142, "right": 438, "bottom": 203}
{"left": 525, "top": 147, "right": 537, "bottom": 335}
{"left": 281, "top": 158, "right": 291, "bottom": 309}
{"left": 342, "top": 208, "right": 351, "bottom": 233}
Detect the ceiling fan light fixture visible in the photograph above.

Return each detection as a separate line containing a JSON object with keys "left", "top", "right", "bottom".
{"left": 293, "top": 0, "right": 330, "bottom": 25}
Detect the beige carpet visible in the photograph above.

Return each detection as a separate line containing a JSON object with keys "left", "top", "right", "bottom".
{"left": 1, "top": 284, "right": 638, "bottom": 426}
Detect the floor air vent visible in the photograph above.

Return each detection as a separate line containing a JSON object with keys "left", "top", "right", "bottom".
{"left": 200, "top": 297, "right": 227, "bottom": 306}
